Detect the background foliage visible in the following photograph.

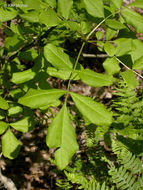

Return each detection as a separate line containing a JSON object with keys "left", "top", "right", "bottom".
{"left": 0, "top": 0, "right": 143, "bottom": 189}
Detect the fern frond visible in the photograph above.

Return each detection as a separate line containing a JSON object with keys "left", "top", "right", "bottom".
{"left": 65, "top": 171, "right": 113, "bottom": 190}
{"left": 109, "top": 166, "right": 135, "bottom": 190}
{"left": 133, "top": 175, "right": 143, "bottom": 190}
{"left": 65, "top": 171, "right": 88, "bottom": 189}
{"left": 112, "top": 140, "right": 142, "bottom": 174}
{"left": 119, "top": 148, "right": 142, "bottom": 174}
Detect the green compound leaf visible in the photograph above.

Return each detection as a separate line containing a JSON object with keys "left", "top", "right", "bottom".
{"left": 70, "top": 92, "right": 113, "bottom": 126}
{"left": 0, "top": 7, "right": 18, "bottom": 22}
{"left": 11, "top": 69, "right": 36, "bottom": 84}
{"left": 77, "top": 69, "right": 114, "bottom": 87}
{"left": 2, "top": 128, "right": 21, "bottom": 159}
{"left": 0, "top": 121, "right": 8, "bottom": 135}
{"left": 111, "top": 0, "right": 123, "bottom": 9}
{"left": 104, "top": 42, "right": 115, "bottom": 57}
{"left": 128, "top": 0, "right": 143, "bottom": 9}
{"left": 46, "top": 103, "right": 78, "bottom": 170}
{"left": 120, "top": 70, "right": 139, "bottom": 89}
{"left": 58, "top": 0, "right": 73, "bottom": 19}
{"left": 132, "top": 56, "right": 143, "bottom": 70}
{"left": 103, "top": 57, "right": 120, "bottom": 75}
{"left": 44, "top": 44, "right": 73, "bottom": 70}
{"left": 122, "top": 7, "right": 143, "bottom": 33}
{"left": 10, "top": 117, "right": 32, "bottom": 133}
{"left": 18, "top": 89, "right": 65, "bottom": 108}
{"left": 83, "top": 0, "right": 104, "bottom": 18}
{"left": 0, "top": 96, "right": 9, "bottom": 110}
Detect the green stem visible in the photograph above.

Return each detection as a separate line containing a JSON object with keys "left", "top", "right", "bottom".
{"left": 65, "top": 42, "right": 85, "bottom": 102}
{"left": 65, "top": 13, "right": 114, "bottom": 103}
{"left": 86, "top": 14, "right": 112, "bottom": 40}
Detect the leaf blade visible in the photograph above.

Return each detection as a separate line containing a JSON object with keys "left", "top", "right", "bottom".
{"left": 39, "top": 9, "right": 60, "bottom": 27}
{"left": 122, "top": 7, "right": 143, "bottom": 33}
{"left": 84, "top": 0, "right": 104, "bottom": 18}
{"left": 70, "top": 92, "right": 113, "bottom": 126}
{"left": 78, "top": 69, "right": 114, "bottom": 87}
{"left": 0, "top": 121, "right": 8, "bottom": 135}
{"left": 128, "top": 0, "right": 143, "bottom": 9}
{"left": 11, "top": 69, "right": 36, "bottom": 84}
{"left": 111, "top": 0, "right": 123, "bottom": 9}
{"left": 18, "top": 89, "right": 65, "bottom": 108}
{"left": 132, "top": 56, "right": 143, "bottom": 70}
{"left": 46, "top": 103, "right": 78, "bottom": 169}
{"left": 103, "top": 57, "right": 120, "bottom": 75}
{"left": 120, "top": 70, "right": 139, "bottom": 89}
{"left": 2, "top": 128, "right": 21, "bottom": 159}
{"left": 44, "top": 44, "right": 73, "bottom": 70}
{"left": 0, "top": 96, "right": 9, "bottom": 110}
{"left": 104, "top": 42, "right": 115, "bottom": 57}
{"left": 58, "top": 0, "right": 73, "bottom": 19}
{"left": 10, "top": 117, "right": 33, "bottom": 133}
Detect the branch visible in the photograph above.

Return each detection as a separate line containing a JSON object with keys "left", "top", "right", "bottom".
{"left": 82, "top": 53, "right": 143, "bottom": 79}
{"left": 115, "top": 57, "right": 143, "bottom": 79}
{"left": 0, "top": 171, "right": 17, "bottom": 190}
{"left": 0, "top": 153, "right": 17, "bottom": 190}
{"left": 82, "top": 53, "right": 108, "bottom": 58}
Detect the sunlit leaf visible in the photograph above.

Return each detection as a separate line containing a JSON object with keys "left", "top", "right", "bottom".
{"left": 133, "top": 56, "right": 143, "bottom": 70}
{"left": 46, "top": 103, "right": 78, "bottom": 170}
{"left": 0, "top": 121, "right": 8, "bottom": 135}
{"left": 8, "top": 106, "right": 23, "bottom": 117}
{"left": 70, "top": 92, "right": 113, "bottom": 125}
{"left": 104, "top": 42, "right": 115, "bottom": 57}
{"left": 11, "top": 69, "right": 36, "bottom": 84}
{"left": 103, "top": 57, "right": 120, "bottom": 75}
{"left": 58, "top": 0, "right": 73, "bottom": 19}
{"left": 128, "top": 0, "right": 143, "bottom": 9}
{"left": 84, "top": 0, "right": 104, "bottom": 18}
{"left": 111, "top": 0, "right": 123, "bottom": 9}
{"left": 18, "top": 89, "right": 65, "bottom": 108}
{"left": 120, "top": 70, "right": 139, "bottom": 89}
{"left": 39, "top": 9, "right": 60, "bottom": 27}
{"left": 44, "top": 44, "right": 73, "bottom": 70}
{"left": 122, "top": 7, "right": 143, "bottom": 33}
{"left": 10, "top": 117, "right": 32, "bottom": 133}
{"left": 2, "top": 128, "right": 21, "bottom": 159}
{"left": 78, "top": 69, "right": 114, "bottom": 87}
{"left": 0, "top": 96, "right": 9, "bottom": 110}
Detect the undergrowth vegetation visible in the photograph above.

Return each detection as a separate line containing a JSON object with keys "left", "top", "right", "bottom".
{"left": 0, "top": 0, "right": 143, "bottom": 189}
